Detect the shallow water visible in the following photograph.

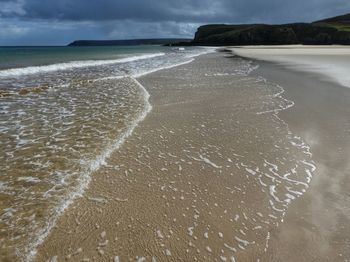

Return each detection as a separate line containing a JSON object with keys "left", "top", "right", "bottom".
{"left": 92, "top": 54, "right": 317, "bottom": 261}
{"left": 0, "top": 46, "right": 212, "bottom": 260}
{"left": 34, "top": 54, "right": 318, "bottom": 261}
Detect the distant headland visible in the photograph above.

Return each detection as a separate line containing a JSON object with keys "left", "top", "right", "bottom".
{"left": 67, "top": 38, "right": 191, "bottom": 46}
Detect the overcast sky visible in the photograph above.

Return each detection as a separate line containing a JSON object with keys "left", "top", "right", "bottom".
{"left": 0, "top": 0, "right": 349, "bottom": 45}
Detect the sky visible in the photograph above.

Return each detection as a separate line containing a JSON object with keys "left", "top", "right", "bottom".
{"left": 0, "top": 0, "right": 349, "bottom": 45}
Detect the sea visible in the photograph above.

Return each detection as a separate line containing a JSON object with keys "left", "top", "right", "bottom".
{"left": 0, "top": 45, "right": 212, "bottom": 260}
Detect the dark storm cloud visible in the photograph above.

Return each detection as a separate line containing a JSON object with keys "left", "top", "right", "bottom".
{"left": 0, "top": 0, "right": 349, "bottom": 45}
{"left": 5, "top": 0, "right": 348, "bottom": 23}
{"left": 3, "top": 0, "right": 224, "bottom": 22}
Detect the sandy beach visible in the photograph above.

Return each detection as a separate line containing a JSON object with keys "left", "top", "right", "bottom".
{"left": 29, "top": 48, "right": 350, "bottom": 261}
{"left": 239, "top": 48, "right": 350, "bottom": 261}
{"left": 231, "top": 45, "right": 350, "bottom": 88}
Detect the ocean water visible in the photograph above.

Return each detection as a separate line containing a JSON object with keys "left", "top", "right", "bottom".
{"left": 0, "top": 45, "right": 212, "bottom": 260}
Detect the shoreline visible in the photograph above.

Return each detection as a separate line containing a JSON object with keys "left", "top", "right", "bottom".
{"left": 245, "top": 55, "right": 350, "bottom": 260}
{"left": 31, "top": 49, "right": 350, "bottom": 261}
{"left": 22, "top": 51, "right": 214, "bottom": 261}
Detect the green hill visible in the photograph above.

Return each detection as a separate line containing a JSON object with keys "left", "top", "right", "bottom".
{"left": 314, "top": 13, "right": 350, "bottom": 32}
{"left": 180, "top": 13, "right": 350, "bottom": 46}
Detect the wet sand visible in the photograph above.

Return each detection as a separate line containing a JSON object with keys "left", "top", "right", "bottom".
{"left": 251, "top": 59, "right": 350, "bottom": 261}
{"left": 31, "top": 50, "right": 348, "bottom": 261}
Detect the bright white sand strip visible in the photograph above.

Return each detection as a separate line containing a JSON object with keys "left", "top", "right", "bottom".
{"left": 229, "top": 45, "right": 350, "bottom": 88}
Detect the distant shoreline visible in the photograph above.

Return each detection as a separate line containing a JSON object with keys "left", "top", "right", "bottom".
{"left": 67, "top": 38, "right": 191, "bottom": 46}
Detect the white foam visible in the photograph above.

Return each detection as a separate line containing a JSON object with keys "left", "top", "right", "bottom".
{"left": 264, "top": 231, "right": 271, "bottom": 252}
{"left": 186, "top": 47, "right": 217, "bottom": 58}
{"left": 199, "top": 155, "right": 222, "bottom": 169}
{"left": 26, "top": 77, "right": 153, "bottom": 261}
{"left": 156, "top": 230, "right": 164, "bottom": 239}
{"left": 190, "top": 154, "right": 222, "bottom": 169}
{"left": 0, "top": 53, "right": 165, "bottom": 77}
{"left": 134, "top": 48, "right": 215, "bottom": 78}
{"left": 245, "top": 168, "right": 256, "bottom": 176}
{"left": 17, "top": 176, "right": 41, "bottom": 183}
{"left": 134, "top": 58, "right": 195, "bottom": 78}
{"left": 224, "top": 243, "right": 237, "bottom": 252}
{"left": 188, "top": 227, "right": 194, "bottom": 236}
{"left": 234, "top": 236, "right": 252, "bottom": 247}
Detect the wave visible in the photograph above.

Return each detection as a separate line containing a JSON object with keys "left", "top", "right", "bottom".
{"left": 25, "top": 77, "right": 152, "bottom": 261}
{"left": 133, "top": 48, "right": 216, "bottom": 78}
{"left": 0, "top": 53, "right": 165, "bottom": 78}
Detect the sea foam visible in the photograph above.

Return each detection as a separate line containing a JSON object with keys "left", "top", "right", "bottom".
{"left": 0, "top": 53, "right": 165, "bottom": 78}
